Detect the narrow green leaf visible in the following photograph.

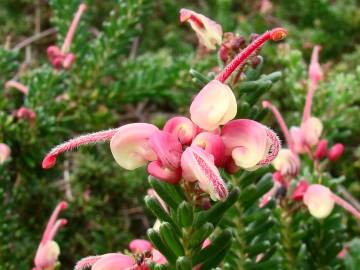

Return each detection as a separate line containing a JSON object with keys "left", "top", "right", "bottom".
{"left": 176, "top": 256, "right": 192, "bottom": 270}
{"left": 159, "top": 222, "right": 185, "bottom": 257}
{"left": 148, "top": 228, "right": 177, "bottom": 265}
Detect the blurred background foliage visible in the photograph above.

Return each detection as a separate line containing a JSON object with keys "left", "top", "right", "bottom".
{"left": 0, "top": 0, "right": 359, "bottom": 269}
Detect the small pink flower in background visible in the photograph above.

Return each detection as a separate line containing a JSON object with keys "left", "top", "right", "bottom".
{"left": 4, "top": 80, "right": 29, "bottom": 94}
{"left": 180, "top": 8, "right": 222, "bottom": 50}
{"left": 303, "top": 184, "right": 360, "bottom": 220}
{"left": 190, "top": 80, "right": 237, "bottom": 131}
{"left": 272, "top": 149, "right": 300, "bottom": 176}
{"left": 308, "top": 45, "right": 323, "bottom": 87}
{"left": 327, "top": 143, "right": 344, "bottom": 162}
{"left": 0, "top": 143, "right": 11, "bottom": 164}
{"left": 163, "top": 116, "right": 199, "bottom": 145}
{"left": 33, "top": 201, "right": 68, "bottom": 270}
{"left": 15, "top": 106, "right": 36, "bottom": 123}
{"left": 314, "top": 139, "right": 328, "bottom": 160}
{"left": 221, "top": 119, "right": 280, "bottom": 171}
{"left": 47, "top": 3, "right": 87, "bottom": 70}
{"left": 129, "top": 239, "right": 153, "bottom": 253}
{"left": 75, "top": 239, "right": 166, "bottom": 270}
{"left": 191, "top": 132, "right": 225, "bottom": 166}
{"left": 181, "top": 146, "right": 228, "bottom": 201}
{"left": 259, "top": 172, "right": 287, "bottom": 208}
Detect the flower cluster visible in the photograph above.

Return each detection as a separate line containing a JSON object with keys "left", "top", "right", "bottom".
{"left": 47, "top": 3, "right": 86, "bottom": 70}
{"left": 42, "top": 23, "right": 286, "bottom": 202}
{"left": 260, "top": 45, "right": 360, "bottom": 221}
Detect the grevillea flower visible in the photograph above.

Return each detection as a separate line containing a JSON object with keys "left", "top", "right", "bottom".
{"left": 180, "top": 8, "right": 222, "bottom": 50}
{"left": 288, "top": 45, "right": 324, "bottom": 153}
{"left": 15, "top": 106, "right": 36, "bottom": 123}
{"left": 75, "top": 239, "right": 166, "bottom": 270}
{"left": 303, "top": 184, "right": 360, "bottom": 220}
{"left": 262, "top": 100, "right": 300, "bottom": 177}
{"left": 221, "top": 119, "right": 280, "bottom": 170}
{"left": 272, "top": 149, "right": 300, "bottom": 176}
{"left": 163, "top": 116, "right": 199, "bottom": 145}
{"left": 147, "top": 131, "right": 183, "bottom": 183}
{"left": 0, "top": 143, "right": 11, "bottom": 164}
{"left": 327, "top": 143, "right": 344, "bottom": 162}
{"left": 191, "top": 132, "right": 225, "bottom": 166}
{"left": 33, "top": 201, "right": 68, "bottom": 270}
{"left": 47, "top": 3, "right": 86, "bottom": 69}
{"left": 5, "top": 80, "right": 29, "bottom": 94}
{"left": 190, "top": 80, "right": 237, "bottom": 131}
{"left": 181, "top": 146, "right": 228, "bottom": 201}
{"left": 129, "top": 239, "right": 153, "bottom": 253}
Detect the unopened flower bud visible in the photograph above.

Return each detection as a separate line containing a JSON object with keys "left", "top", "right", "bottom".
{"left": 291, "top": 179, "right": 309, "bottom": 201}
{"left": 314, "top": 139, "right": 328, "bottom": 160}
{"left": 327, "top": 143, "right": 344, "bottom": 162}
{"left": 0, "top": 143, "right": 11, "bottom": 164}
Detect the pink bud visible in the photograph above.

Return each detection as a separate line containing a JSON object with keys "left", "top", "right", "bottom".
{"left": 291, "top": 179, "right": 309, "bottom": 201}
{"left": 163, "top": 116, "right": 199, "bottom": 145}
{"left": 179, "top": 8, "right": 223, "bottom": 50}
{"left": 223, "top": 156, "right": 240, "bottom": 174}
{"left": 129, "top": 239, "right": 152, "bottom": 253}
{"left": 327, "top": 143, "right": 344, "bottom": 162}
{"left": 219, "top": 45, "right": 229, "bottom": 63}
{"left": 289, "top": 127, "right": 307, "bottom": 154}
{"left": 314, "top": 139, "right": 327, "bottom": 159}
{"left": 52, "top": 56, "right": 64, "bottom": 69}
{"left": 152, "top": 249, "right": 167, "bottom": 265}
{"left": 47, "top": 46, "right": 61, "bottom": 60}
{"left": 202, "top": 238, "right": 211, "bottom": 248}
{"left": 190, "top": 80, "right": 237, "bottom": 131}
{"left": 181, "top": 146, "right": 228, "bottom": 201}
{"left": 16, "top": 107, "right": 36, "bottom": 122}
{"left": 0, "top": 143, "right": 11, "bottom": 164}
{"left": 191, "top": 132, "right": 225, "bottom": 166}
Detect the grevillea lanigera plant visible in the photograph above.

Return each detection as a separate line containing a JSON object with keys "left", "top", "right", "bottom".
{"left": 13, "top": 5, "right": 356, "bottom": 270}
{"left": 39, "top": 8, "right": 287, "bottom": 269}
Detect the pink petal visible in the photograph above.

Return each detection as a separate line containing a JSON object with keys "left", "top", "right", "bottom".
{"left": 149, "top": 131, "right": 183, "bottom": 170}
{"left": 303, "top": 184, "right": 334, "bottom": 219}
{"left": 289, "top": 126, "right": 307, "bottom": 153}
{"left": 190, "top": 80, "right": 237, "bottom": 131}
{"left": 163, "top": 116, "right": 199, "bottom": 145}
{"left": 300, "top": 117, "right": 323, "bottom": 147}
{"left": 272, "top": 149, "right": 300, "bottom": 176}
{"left": 110, "top": 123, "right": 159, "bottom": 170}
{"left": 181, "top": 146, "right": 228, "bottom": 201}
{"left": 34, "top": 241, "right": 60, "bottom": 269}
{"left": 191, "top": 132, "right": 225, "bottom": 166}
{"left": 92, "top": 253, "right": 135, "bottom": 270}
{"left": 152, "top": 249, "right": 167, "bottom": 265}
{"left": 179, "top": 8, "right": 222, "bottom": 50}
{"left": 221, "top": 119, "right": 277, "bottom": 170}
{"left": 129, "top": 239, "right": 153, "bottom": 253}
{"left": 147, "top": 161, "right": 182, "bottom": 184}
{"left": 291, "top": 179, "right": 309, "bottom": 201}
